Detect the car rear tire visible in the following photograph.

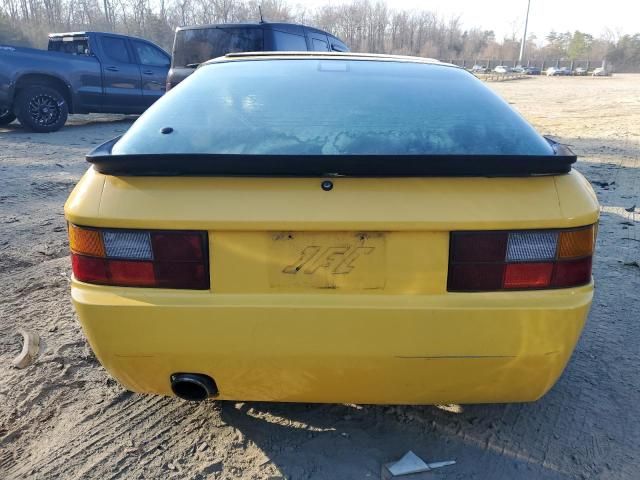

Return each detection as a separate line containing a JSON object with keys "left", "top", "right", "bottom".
{"left": 0, "top": 107, "right": 16, "bottom": 125}
{"left": 16, "top": 86, "right": 68, "bottom": 133}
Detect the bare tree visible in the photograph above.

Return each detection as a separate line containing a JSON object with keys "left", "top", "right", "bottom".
{"left": 0, "top": 0, "right": 628, "bottom": 69}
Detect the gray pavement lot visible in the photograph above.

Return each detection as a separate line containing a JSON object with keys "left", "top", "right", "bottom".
{"left": 0, "top": 75, "right": 639, "bottom": 479}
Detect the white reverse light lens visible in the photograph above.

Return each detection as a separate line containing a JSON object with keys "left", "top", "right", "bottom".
{"left": 506, "top": 231, "right": 558, "bottom": 261}
{"left": 103, "top": 231, "right": 153, "bottom": 260}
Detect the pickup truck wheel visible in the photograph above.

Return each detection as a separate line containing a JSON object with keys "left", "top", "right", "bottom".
{"left": 0, "top": 108, "right": 16, "bottom": 125}
{"left": 16, "top": 86, "right": 68, "bottom": 133}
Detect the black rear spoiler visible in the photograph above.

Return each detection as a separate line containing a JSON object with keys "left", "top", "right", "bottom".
{"left": 86, "top": 136, "right": 576, "bottom": 177}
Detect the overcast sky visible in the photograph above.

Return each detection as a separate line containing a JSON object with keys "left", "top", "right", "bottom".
{"left": 293, "top": 0, "right": 637, "bottom": 42}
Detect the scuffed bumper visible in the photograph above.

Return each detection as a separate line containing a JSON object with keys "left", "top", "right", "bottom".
{"left": 72, "top": 280, "right": 592, "bottom": 404}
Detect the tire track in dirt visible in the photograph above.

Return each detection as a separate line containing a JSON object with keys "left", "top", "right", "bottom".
{"left": 16, "top": 396, "right": 170, "bottom": 475}
{"left": 10, "top": 398, "right": 166, "bottom": 478}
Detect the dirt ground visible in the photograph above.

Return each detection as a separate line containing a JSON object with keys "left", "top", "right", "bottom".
{"left": 1, "top": 74, "right": 639, "bottom": 480}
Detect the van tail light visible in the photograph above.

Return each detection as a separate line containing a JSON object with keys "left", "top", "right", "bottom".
{"left": 448, "top": 225, "right": 596, "bottom": 292}
{"left": 68, "top": 224, "right": 209, "bottom": 289}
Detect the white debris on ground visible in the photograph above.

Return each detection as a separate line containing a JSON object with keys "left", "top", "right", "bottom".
{"left": 382, "top": 450, "right": 455, "bottom": 478}
{"left": 11, "top": 330, "right": 40, "bottom": 369}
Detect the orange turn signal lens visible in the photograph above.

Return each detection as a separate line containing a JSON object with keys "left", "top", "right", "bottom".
{"left": 558, "top": 226, "right": 595, "bottom": 259}
{"left": 68, "top": 224, "right": 105, "bottom": 257}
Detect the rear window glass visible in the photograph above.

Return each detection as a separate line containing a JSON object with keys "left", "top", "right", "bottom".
{"left": 173, "top": 28, "right": 264, "bottom": 67}
{"left": 312, "top": 38, "right": 329, "bottom": 51}
{"left": 271, "top": 31, "right": 308, "bottom": 50}
{"left": 48, "top": 38, "right": 90, "bottom": 55}
{"left": 113, "top": 59, "right": 555, "bottom": 156}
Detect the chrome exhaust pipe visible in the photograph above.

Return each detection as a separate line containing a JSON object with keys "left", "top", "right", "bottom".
{"left": 170, "top": 373, "right": 218, "bottom": 401}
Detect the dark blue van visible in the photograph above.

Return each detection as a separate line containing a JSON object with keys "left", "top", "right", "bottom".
{"left": 167, "top": 22, "right": 350, "bottom": 90}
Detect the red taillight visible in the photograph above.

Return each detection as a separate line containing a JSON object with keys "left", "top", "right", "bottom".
{"left": 71, "top": 255, "right": 108, "bottom": 283}
{"left": 504, "top": 262, "right": 553, "bottom": 289}
{"left": 108, "top": 260, "right": 156, "bottom": 286}
{"left": 152, "top": 233, "right": 204, "bottom": 262}
{"left": 69, "top": 225, "right": 209, "bottom": 290}
{"left": 448, "top": 264, "right": 504, "bottom": 291}
{"left": 448, "top": 225, "right": 595, "bottom": 292}
{"left": 154, "top": 262, "right": 208, "bottom": 289}
{"left": 450, "top": 232, "right": 508, "bottom": 262}
{"left": 551, "top": 257, "right": 592, "bottom": 287}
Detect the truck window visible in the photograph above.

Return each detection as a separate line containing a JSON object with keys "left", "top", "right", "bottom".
{"left": 312, "top": 38, "right": 329, "bottom": 51}
{"left": 271, "top": 31, "right": 308, "bottom": 50}
{"left": 173, "top": 28, "right": 264, "bottom": 68}
{"left": 330, "top": 40, "right": 349, "bottom": 52}
{"left": 48, "top": 38, "right": 90, "bottom": 55}
{"left": 133, "top": 41, "right": 169, "bottom": 67}
{"left": 101, "top": 37, "right": 132, "bottom": 64}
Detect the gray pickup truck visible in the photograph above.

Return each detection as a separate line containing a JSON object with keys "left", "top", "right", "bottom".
{"left": 0, "top": 31, "right": 170, "bottom": 132}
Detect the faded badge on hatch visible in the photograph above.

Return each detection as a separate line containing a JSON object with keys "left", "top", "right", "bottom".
{"left": 269, "top": 232, "right": 386, "bottom": 290}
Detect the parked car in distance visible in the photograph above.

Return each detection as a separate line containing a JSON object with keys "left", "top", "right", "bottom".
{"left": 0, "top": 32, "right": 170, "bottom": 132}
{"left": 592, "top": 67, "right": 609, "bottom": 76}
{"left": 167, "top": 22, "right": 350, "bottom": 90}
{"left": 573, "top": 67, "right": 587, "bottom": 76}
{"left": 523, "top": 66, "right": 541, "bottom": 75}
{"left": 493, "top": 65, "right": 509, "bottom": 73}
{"left": 470, "top": 64, "right": 487, "bottom": 73}
{"left": 66, "top": 52, "right": 598, "bottom": 405}
{"left": 547, "top": 66, "right": 571, "bottom": 76}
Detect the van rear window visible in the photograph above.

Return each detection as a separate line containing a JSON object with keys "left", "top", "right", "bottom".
{"left": 172, "top": 28, "right": 264, "bottom": 67}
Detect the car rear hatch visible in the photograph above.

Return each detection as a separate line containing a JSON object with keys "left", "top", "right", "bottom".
{"left": 69, "top": 56, "right": 598, "bottom": 294}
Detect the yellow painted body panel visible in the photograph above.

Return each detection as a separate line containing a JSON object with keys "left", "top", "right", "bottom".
{"left": 66, "top": 168, "right": 598, "bottom": 231}
{"left": 65, "top": 167, "right": 599, "bottom": 404}
{"left": 212, "top": 231, "right": 448, "bottom": 294}
{"left": 72, "top": 281, "right": 592, "bottom": 404}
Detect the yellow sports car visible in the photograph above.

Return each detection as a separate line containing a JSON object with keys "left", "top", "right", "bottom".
{"left": 65, "top": 53, "right": 598, "bottom": 404}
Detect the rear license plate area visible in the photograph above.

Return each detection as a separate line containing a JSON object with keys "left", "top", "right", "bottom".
{"left": 268, "top": 232, "right": 386, "bottom": 290}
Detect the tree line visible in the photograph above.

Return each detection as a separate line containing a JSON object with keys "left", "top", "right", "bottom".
{"left": 1, "top": 0, "right": 639, "bottom": 71}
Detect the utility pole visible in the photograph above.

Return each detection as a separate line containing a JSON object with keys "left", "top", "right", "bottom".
{"left": 518, "top": 0, "right": 531, "bottom": 65}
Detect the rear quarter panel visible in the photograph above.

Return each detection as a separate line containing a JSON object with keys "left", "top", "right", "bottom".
{"left": 0, "top": 46, "right": 102, "bottom": 112}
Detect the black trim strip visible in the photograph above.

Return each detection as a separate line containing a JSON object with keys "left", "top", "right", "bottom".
{"left": 86, "top": 136, "right": 576, "bottom": 177}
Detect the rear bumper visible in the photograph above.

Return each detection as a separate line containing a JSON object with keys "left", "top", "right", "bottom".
{"left": 72, "top": 280, "right": 593, "bottom": 404}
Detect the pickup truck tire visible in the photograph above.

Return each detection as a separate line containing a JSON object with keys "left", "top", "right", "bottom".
{"left": 16, "top": 86, "right": 68, "bottom": 133}
{"left": 0, "top": 108, "right": 16, "bottom": 125}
